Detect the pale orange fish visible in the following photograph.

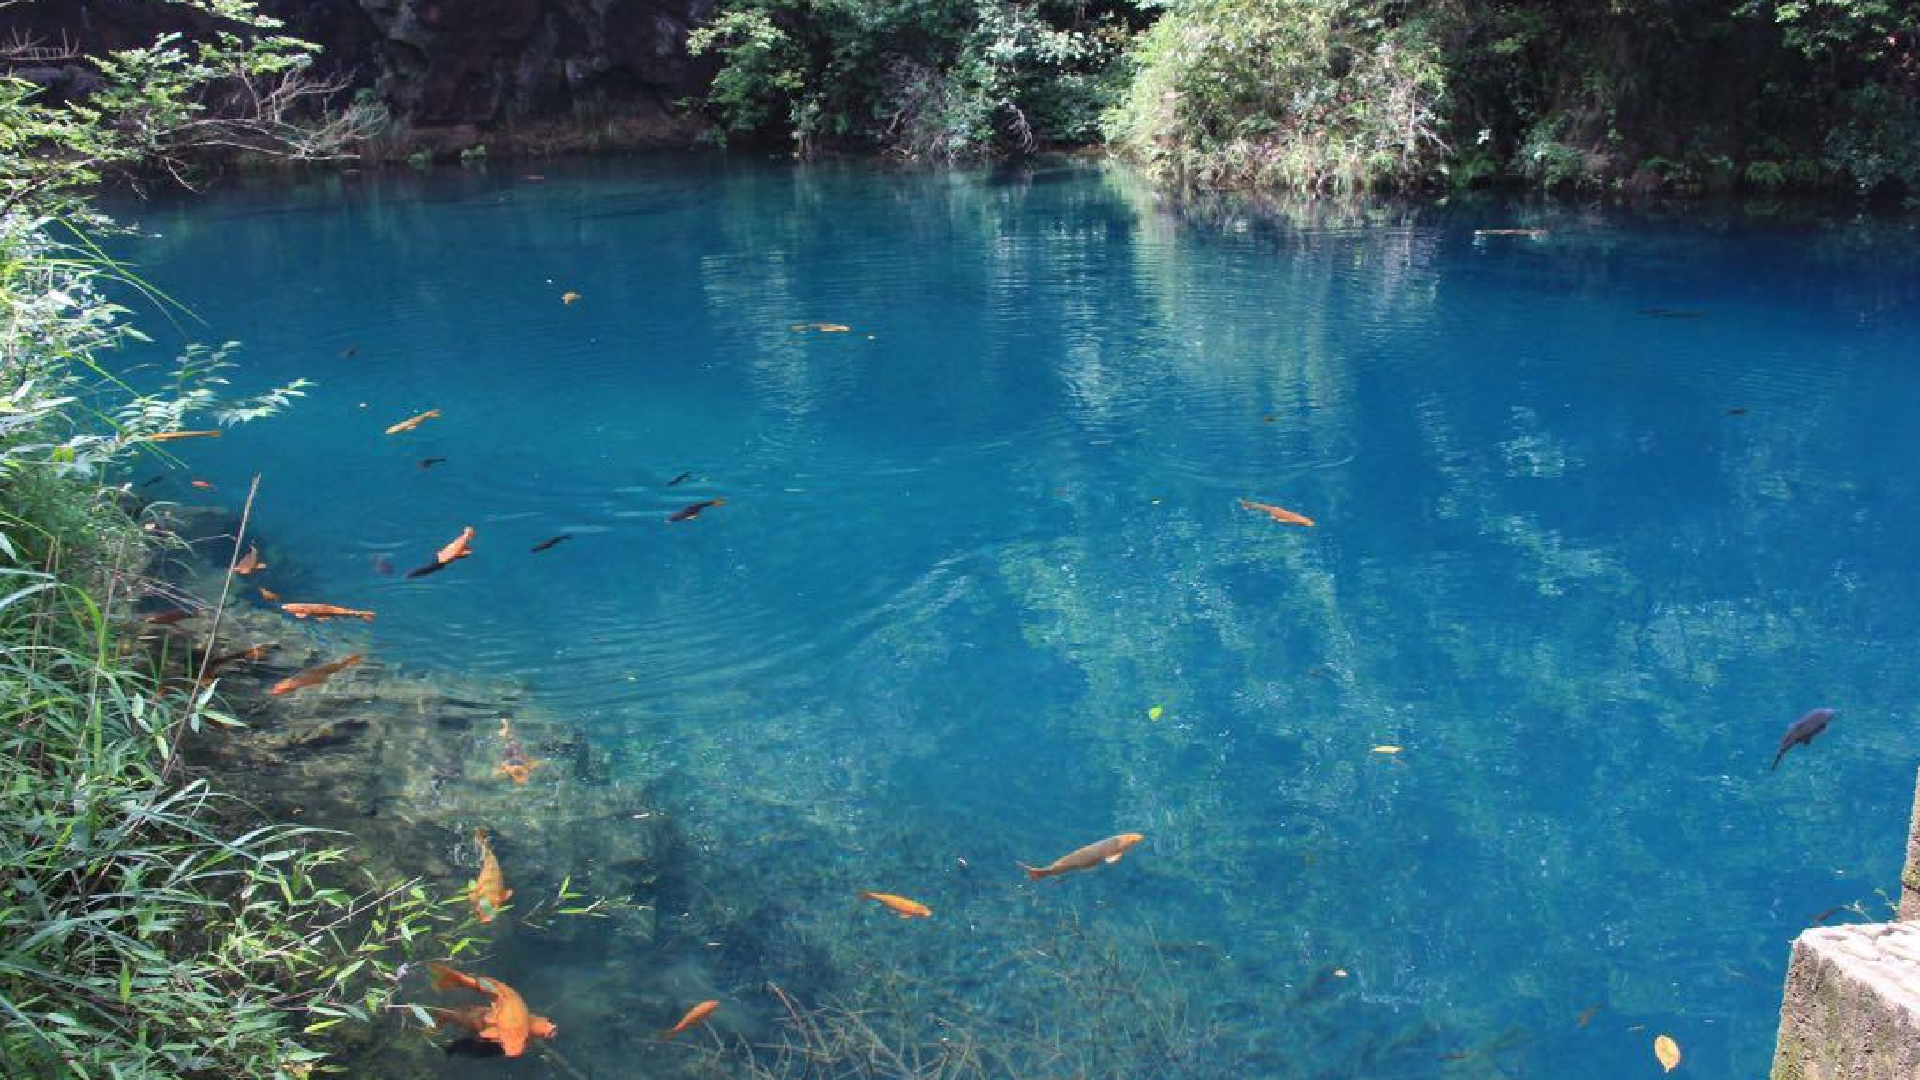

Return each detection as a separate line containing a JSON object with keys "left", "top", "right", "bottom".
{"left": 234, "top": 545, "right": 265, "bottom": 575}
{"left": 143, "top": 429, "right": 223, "bottom": 442}
{"left": 190, "top": 479, "right": 214, "bottom": 490}
{"left": 270, "top": 653, "right": 364, "bottom": 696}
{"left": 561, "top": 291, "right": 581, "bottom": 305}
{"left": 385, "top": 409, "right": 441, "bottom": 435}
{"left": 258, "top": 586, "right": 282, "bottom": 602}
{"left": 860, "top": 892, "right": 932, "bottom": 919}
{"left": 281, "top": 602, "right": 376, "bottom": 621}
{"left": 1239, "top": 498, "right": 1315, "bottom": 527}
{"left": 469, "top": 828, "right": 511, "bottom": 924}
{"left": 437, "top": 526, "right": 475, "bottom": 565}
{"left": 429, "top": 964, "right": 556, "bottom": 1057}
{"left": 1576, "top": 1004, "right": 1603, "bottom": 1029}
{"left": 1019, "top": 832, "right": 1145, "bottom": 880}
{"left": 144, "top": 610, "right": 191, "bottom": 625}
{"left": 661, "top": 999, "right": 719, "bottom": 1040}
{"left": 791, "top": 322, "right": 851, "bottom": 332}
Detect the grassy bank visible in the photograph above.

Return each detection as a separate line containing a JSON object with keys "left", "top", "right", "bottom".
{"left": 0, "top": 8, "right": 451, "bottom": 1061}
{"left": 0, "top": 200, "right": 456, "bottom": 1077}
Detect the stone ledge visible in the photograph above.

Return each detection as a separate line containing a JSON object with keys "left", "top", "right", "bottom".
{"left": 1772, "top": 924, "right": 1920, "bottom": 1080}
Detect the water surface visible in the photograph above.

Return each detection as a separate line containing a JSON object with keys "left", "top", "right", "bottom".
{"left": 115, "top": 160, "right": 1920, "bottom": 1078}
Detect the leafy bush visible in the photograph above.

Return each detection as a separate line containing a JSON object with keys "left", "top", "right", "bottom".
{"left": 688, "top": 0, "right": 1138, "bottom": 158}
{"left": 1104, "top": 0, "right": 1448, "bottom": 192}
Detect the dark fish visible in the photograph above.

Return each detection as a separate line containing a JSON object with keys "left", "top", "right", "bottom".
{"left": 420, "top": 457, "right": 447, "bottom": 469}
{"left": 443, "top": 1036, "right": 504, "bottom": 1059}
{"left": 406, "top": 559, "right": 449, "bottom": 580}
{"left": 341, "top": 344, "right": 360, "bottom": 358}
{"left": 1772, "top": 707, "right": 1836, "bottom": 770}
{"left": 1638, "top": 308, "right": 1707, "bottom": 319}
{"left": 530, "top": 534, "right": 573, "bottom": 553}
{"left": 1726, "top": 407, "right": 1748, "bottom": 416}
{"left": 202, "top": 641, "right": 277, "bottom": 677}
{"left": 1811, "top": 904, "right": 1847, "bottom": 924}
{"left": 372, "top": 554, "right": 394, "bottom": 576}
{"left": 138, "top": 476, "right": 165, "bottom": 488}
{"left": 667, "top": 471, "right": 695, "bottom": 487}
{"left": 666, "top": 498, "right": 725, "bottom": 523}
{"left": 144, "top": 610, "right": 191, "bottom": 625}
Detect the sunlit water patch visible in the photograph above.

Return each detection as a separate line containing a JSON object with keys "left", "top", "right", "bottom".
{"left": 110, "top": 159, "right": 1920, "bottom": 1078}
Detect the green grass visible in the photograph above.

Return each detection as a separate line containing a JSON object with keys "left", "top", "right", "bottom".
{"left": 0, "top": 500, "right": 448, "bottom": 1079}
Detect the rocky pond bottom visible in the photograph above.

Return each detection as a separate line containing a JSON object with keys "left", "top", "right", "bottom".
{"left": 116, "top": 159, "right": 1920, "bottom": 1079}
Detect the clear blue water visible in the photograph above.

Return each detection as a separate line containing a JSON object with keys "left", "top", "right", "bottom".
{"left": 111, "top": 159, "right": 1920, "bottom": 1078}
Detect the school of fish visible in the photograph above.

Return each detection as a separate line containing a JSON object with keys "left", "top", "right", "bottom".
{"left": 145, "top": 353, "right": 1782, "bottom": 1070}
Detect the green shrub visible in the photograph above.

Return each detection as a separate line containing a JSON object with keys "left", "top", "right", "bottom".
{"left": 1104, "top": 0, "right": 1448, "bottom": 192}
{"left": 688, "top": 0, "right": 1138, "bottom": 158}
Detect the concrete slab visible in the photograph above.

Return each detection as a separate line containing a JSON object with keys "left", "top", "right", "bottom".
{"left": 1772, "top": 924, "right": 1920, "bottom": 1080}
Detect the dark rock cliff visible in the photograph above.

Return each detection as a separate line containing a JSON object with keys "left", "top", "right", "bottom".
{"left": 5, "top": 0, "right": 715, "bottom": 147}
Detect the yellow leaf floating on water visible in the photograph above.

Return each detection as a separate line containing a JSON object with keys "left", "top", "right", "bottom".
{"left": 1371, "top": 745, "right": 1402, "bottom": 754}
{"left": 1147, "top": 706, "right": 1164, "bottom": 721}
{"left": 1654, "top": 1034, "right": 1681, "bottom": 1072}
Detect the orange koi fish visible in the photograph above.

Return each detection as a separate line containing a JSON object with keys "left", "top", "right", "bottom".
{"left": 385, "top": 409, "right": 441, "bottom": 435}
{"left": 429, "top": 964, "right": 556, "bottom": 1058}
{"left": 498, "top": 754, "right": 543, "bottom": 786}
{"left": 860, "top": 892, "right": 932, "bottom": 919}
{"left": 281, "top": 602, "right": 376, "bottom": 621}
{"left": 561, "top": 291, "right": 581, "bottom": 305}
{"left": 1239, "top": 498, "right": 1315, "bottom": 527}
{"left": 666, "top": 498, "right": 725, "bottom": 523}
{"left": 258, "top": 586, "right": 282, "bottom": 602}
{"left": 437, "top": 526, "right": 475, "bottom": 564}
{"left": 496, "top": 718, "right": 544, "bottom": 784}
{"left": 270, "top": 653, "right": 364, "bottom": 696}
{"left": 661, "top": 1000, "right": 719, "bottom": 1040}
{"left": 143, "top": 429, "right": 223, "bottom": 442}
{"left": 409, "top": 526, "right": 476, "bottom": 579}
{"left": 234, "top": 545, "right": 265, "bottom": 575}
{"left": 469, "top": 828, "right": 511, "bottom": 924}
{"left": 790, "top": 322, "right": 851, "bottom": 333}
{"left": 190, "top": 479, "right": 214, "bottom": 490}
{"left": 1018, "top": 832, "right": 1145, "bottom": 880}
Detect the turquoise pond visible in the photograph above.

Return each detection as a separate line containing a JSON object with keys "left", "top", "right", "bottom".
{"left": 109, "top": 159, "right": 1920, "bottom": 1078}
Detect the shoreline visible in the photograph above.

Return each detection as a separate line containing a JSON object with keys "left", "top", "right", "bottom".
{"left": 134, "top": 500, "right": 673, "bottom": 1075}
